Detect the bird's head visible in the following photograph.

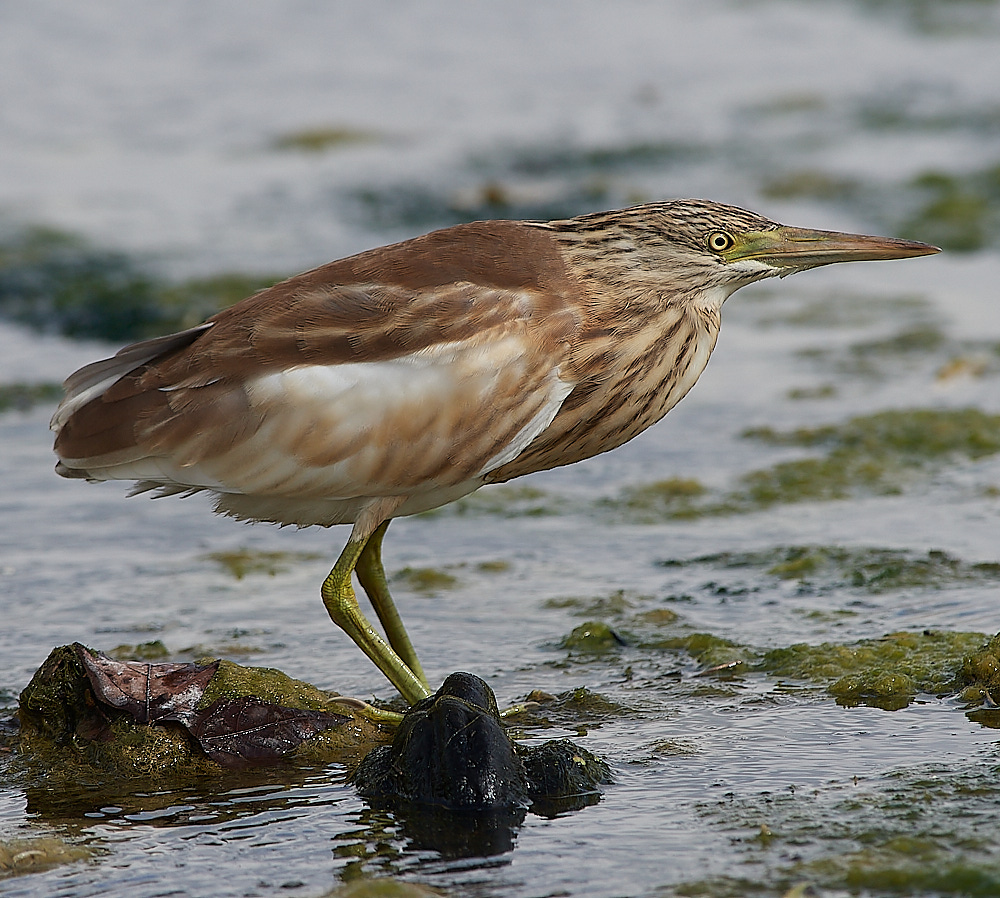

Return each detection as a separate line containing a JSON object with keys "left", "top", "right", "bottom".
{"left": 551, "top": 199, "right": 939, "bottom": 308}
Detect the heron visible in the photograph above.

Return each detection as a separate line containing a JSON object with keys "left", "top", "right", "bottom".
{"left": 51, "top": 200, "right": 938, "bottom": 705}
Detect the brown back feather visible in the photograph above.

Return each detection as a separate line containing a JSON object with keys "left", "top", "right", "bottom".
{"left": 54, "top": 220, "right": 582, "bottom": 471}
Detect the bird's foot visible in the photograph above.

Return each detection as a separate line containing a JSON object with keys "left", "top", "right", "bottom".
{"left": 330, "top": 684, "right": 542, "bottom": 725}
{"left": 499, "top": 700, "right": 542, "bottom": 719}
{"left": 329, "top": 695, "right": 405, "bottom": 725}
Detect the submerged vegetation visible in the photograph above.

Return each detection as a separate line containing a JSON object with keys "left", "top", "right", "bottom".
{"left": 0, "top": 837, "right": 96, "bottom": 878}
{"left": 735, "top": 407, "right": 1000, "bottom": 505}
{"left": 763, "top": 630, "right": 989, "bottom": 710}
{"left": 446, "top": 484, "right": 569, "bottom": 518}
{"left": 557, "top": 610, "right": 999, "bottom": 711}
{"left": 350, "top": 139, "right": 698, "bottom": 233}
{"left": 711, "top": 545, "right": 1000, "bottom": 592}
{"left": 0, "top": 227, "right": 280, "bottom": 342}
{"left": 269, "top": 125, "right": 379, "bottom": 153}
{"left": 681, "top": 761, "right": 1000, "bottom": 898}
{"left": 900, "top": 165, "right": 1000, "bottom": 252}
{"left": 440, "top": 408, "right": 1000, "bottom": 524}
{"left": 0, "top": 381, "right": 62, "bottom": 414}
{"left": 203, "top": 548, "right": 324, "bottom": 580}
{"left": 549, "top": 544, "right": 1000, "bottom": 712}
{"left": 611, "top": 408, "right": 1000, "bottom": 521}
{"left": 561, "top": 609, "right": 994, "bottom": 711}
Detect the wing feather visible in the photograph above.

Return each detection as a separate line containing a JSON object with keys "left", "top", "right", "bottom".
{"left": 51, "top": 220, "right": 582, "bottom": 525}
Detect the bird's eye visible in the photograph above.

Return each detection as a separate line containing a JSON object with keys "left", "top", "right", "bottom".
{"left": 707, "top": 231, "right": 735, "bottom": 252}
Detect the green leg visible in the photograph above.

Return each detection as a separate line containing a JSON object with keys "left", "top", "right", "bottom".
{"left": 320, "top": 529, "right": 431, "bottom": 706}
{"left": 355, "top": 520, "right": 431, "bottom": 692}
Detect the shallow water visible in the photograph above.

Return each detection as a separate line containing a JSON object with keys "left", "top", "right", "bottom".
{"left": 3, "top": 2, "right": 1000, "bottom": 896}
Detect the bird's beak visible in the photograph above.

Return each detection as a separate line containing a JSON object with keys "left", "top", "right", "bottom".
{"left": 729, "top": 226, "right": 940, "bottom": 273}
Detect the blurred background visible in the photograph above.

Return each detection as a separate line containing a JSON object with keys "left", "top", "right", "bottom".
{"left": 2, "top": 3, "right": 1000, "bottom": 897}
{"left": 1, "top": 1, "right": 997, "bottom": 326}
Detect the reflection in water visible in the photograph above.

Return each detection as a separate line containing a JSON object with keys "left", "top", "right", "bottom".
{"left": 14, "top": 756, "right": 578, "bottom": 886}
{"left": 395, "top": 805, "right": 525, "bottom": 858}
{"left": 342, "top": 802, "right": 525, "bottom": 862}
{"left": 332, "top": 790, "right": 603, "bottom": 880}
{"left": 20, "top": 764, "right": 352, "bottom": 828}
{"left": 330, "top": 803, "right": 524, "bottom": 886}
{"left": 15, "top": 721, "right": 605, "bottom": 883}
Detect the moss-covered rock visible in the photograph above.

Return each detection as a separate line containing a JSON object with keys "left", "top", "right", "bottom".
{"left": 561, "top": 621, "right": 627, "bottom": 653}
{"left": 16, "top": 645, "right": 388, "bottom": 779}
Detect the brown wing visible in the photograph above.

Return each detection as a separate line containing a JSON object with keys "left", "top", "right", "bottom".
{"left": 52, "top": 220, "right": 582, "bottom": 508}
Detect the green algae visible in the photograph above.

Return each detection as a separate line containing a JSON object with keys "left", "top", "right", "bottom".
{"left": 959, "top": 633, "right": 1000, "bottom": 688}
{"left": 202, "top": 661, "right": 389, "bottom": 767}
{"left": 956, "top": 634, "right": 1000, "bottom": 713}
{"left": 0, "top": 836, "right": 96, "bottom": 878}
{"left": 734, "top": 407, "right": 1000, "bottom": 509}
{"left": 545, "top": 589, "right": 643, "bottom": 618}
{"left": 204, "top": 548, "right": 324, "bottom": 579}
{"left": 802, "top": 323, "right": 1000, "bottom": 382}
{"left": 673, "top": 545, "right": 1000, "bottom": 595}
{"left": 155, "top": 272, "right": 281, "bottom": 330}
{"left": 848, "top": 323, "right": 948, "bottom": 358}
{"left": 744, "top": 407, "right": 1000, "bottom": 459}
{"left": 392, "top": 566, "right": 459, "bottom": 594}
{"left": 550, "top": 591, "right": 684, "bottom": 662}
{"left": 194, "top": 658, "right": 336, "bottom": 712}
{"left": 108, "top": 639, "right": 170, "bottom": 661}
{"left": 522, "top": 685, "right": 633, "bottom": 726}
{"left": 0, "top": 227, "right": 164, "bottom": 340}
{"left": 762, "top": 631, "right": 988, "bottom": 709}
{"left": 787, "top": 384, "right": 836, "bottom": 400}
{"left": 612, "top": 478, "right": 708, "bottom": 522}
{"left": 18, "top": 645, "right": 223, "bottom": 778}
{"left": 271, "top": 126, "right": 379, "bottom": 153}
{"left": 734, "top": 453, "right": 889, "bottom": 507}
{"left": 353, "top": 179, "right": 604, "bottom": 235}
{"left": 937, "top": 353, "right": 995, "bottom": 382}
{"left": 608, "top": 409, "right": 1000, "bottom": 521}
{"left": 761, "top": 169, "right": 863, "bottom": 203}
{"left": 0, "top": 226, "right": 281, "bottom": 341}
{"left": 499, "top": 139, "right": 697, "bottom": 178}
{"left": 859, "top": 96, "right": 1000, "bottom": 135}
{"left": 0, "top": 382, "right": 62, "bottom": 414}
{"left": 560, "top": 621, "right": 626, "bottom": 653}
{"left": 547, "top": 545, "right": 1000, "bottom": 709}
{"left": 475, "top": 559, "right": 512, "bottom": 573}
{"left": 665, "top": 626, "right": 998, "bottom": 710}
{"left": 16, "top": 646, "right": 387, "bottom": 780}
{"left": 321, "top": 881, "right": 445, "bottom": 898}
{"left": 570, "top": 542, "right": 1000, "bottom": 708}
{"left": 677, "top": 762, "right": 1000, "bottom": 897}
{"left": 351, "top": 138, "right": 701, "bottom": 232}
{"left": 650, "top": 632, "right": 753, "bottom": 671}
{"left": 635, "top": 607, "right": 681, "bottom": 625}
{"left": 648, "top": 738, "right": 701, "bottom": 757}
{"left": 756, "top": 291, "right": 930, "bottom": 330}
{"left": 899, "top": 164, "right": 1000, "bottom": 252}
{"left": 745, "top": 92, "right": 828, "bottom": 118}
{"left": 445, "top": 484, "right": 564, "bottom": 517}
{"left": 385, "top": 559, "right": 506, "bottom": 592}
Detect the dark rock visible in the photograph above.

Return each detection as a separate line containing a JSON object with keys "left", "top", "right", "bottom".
{"left": 353, "top": 671, "right": 530, "bottom": 810}
{"left": 353, "top": 671, "right": 613, "bottom": 819}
